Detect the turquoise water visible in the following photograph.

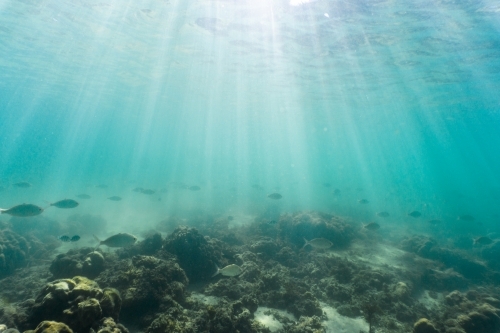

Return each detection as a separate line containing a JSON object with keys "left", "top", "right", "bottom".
{"left": 1, "top": 0, "right": 499, "bottom": 234}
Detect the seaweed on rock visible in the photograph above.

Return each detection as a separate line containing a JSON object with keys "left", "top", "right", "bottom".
{"left": 95, "top": 255, "right": 188, "bottom": 326}
{"left": 19, "top": 276, "right": 124, "bottom": 333}
{"left": 162, "top": 226, "right": 220, "bottom": 283}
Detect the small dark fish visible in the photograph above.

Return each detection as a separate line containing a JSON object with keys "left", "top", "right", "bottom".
{"left": 13, "top": 181, "right": 32, "bottom": 188}
{"left": 473, "top": 236, "right": 493, "bottom": 246}
{"left": 268, "top": 193, "right": 282, "bottom": 200}
{"left": 227, "top": 216, "right": 234, "bottom": 221}
{"left": 428, "top": 219, "right": 442, "bottom": 225}
{"left": 189, "top": 186, "right": 201, "bottom": 191}
{"left": 132, "top": 187, "right": 144, "bottom": 192}
{"left": 96, "top": 184, "right": 108, "bottom": 189}
{"left": 108, "top": 196, "right": 122, "bottom": 201}
{"left": 0, "top": 203, "right": 44, "bottom": 217}
{"left": 141, "top": 189, "right": 155, "bottom": 195}
{"left": 51, "top": 199, "right": 79, "bottom": 209}
{"left": 363, "top": 222, "right": 380, "bottom": 231}
{"left": 376, "top": 211, "right": 390, "bottom": 218}
{"left": 70, "top": 235, "right": 81, "bottom": 242}
{"left": 458, "top": 215, "right": 475, "bottom": 221}
{"left": 332, "top": 189, "right": 341, "bottom": 196}
{"left": 76, "top": 194, "right": 91, "bottom": 199}
{"left": 408, "top": 211, "right": 422, "bottom": 218}
{"left": 358, "top": 199, "right": 369, "bottom": 204}
{"left": 58, "top": 235, "right": 71, "bottom": 242}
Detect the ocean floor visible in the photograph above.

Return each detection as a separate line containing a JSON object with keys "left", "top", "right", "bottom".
{"left": 2, "top": 210, "right": 500, "bottom": 333}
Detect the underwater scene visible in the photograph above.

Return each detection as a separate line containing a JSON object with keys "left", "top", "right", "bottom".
{"left": 1, "top": 0, "right": 500, "bottom": 332}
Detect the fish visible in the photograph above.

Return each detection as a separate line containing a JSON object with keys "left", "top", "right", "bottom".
{"left": 58, "top": 235, "right": 71, "bottom": 242}
{"left": 51, "top": 199, "right": 79, "bottom": 209}
{"left": 0, "top": 204, "right": 44, "bottom": 217}
{"left": 358, "top": 199, "right": 369, "bottom": 204}
{"left": 141, "top": 189, "right": 155, "bottom": 195}
{"left": 76, "top": 194, "right": 91, "bottom": 199}
{"left": 227, "top": 216, "right": 234, "bottom": 221}
{"left": 376, "top": 211, "right": 390, "bottom": 218}
{"left": 96, "top": 184, "right": 108, "bottom": 189}
{"left": 332, "top": 189, "right": 341, "bottom": 196}
{"left": 302, "top": 238, "right": 333, "bottom": 249}
{"left": 458, "top": 215, "right": 475, "bottom": 221}
{"left": 94, "top": 233, "right": 137, "bottom": 248}
{"left": 13, "top": 182, "right": 32, "bottom": 188}
{"left": 408, "top": 211, "right": 422, "bottom": 218}
{"left": 70, "top": 235, "right": 80, "bottom": 242}
{"left": 363, "top": 222, "right": 380, "bottom": 231}
{"left": 428, "top": 219, "right": 442, "bottom": 225}
{"left": 268, "top": 193, "right": 282, "bottom": 200}
{"left": 212, "top": 264, "right": 243, "bottom": 277}
{"left": 473, "top": 236, "right": 493, "bottom": 246}
{"left": 189, "top": 186, "right": 201, "bottom": 191}
{"left": 108, "top": 196, "right": 122, "bottom": 201}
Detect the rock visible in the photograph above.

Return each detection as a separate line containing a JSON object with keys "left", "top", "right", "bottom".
{"left": 33, "top": 321, "right": 73, "bottom": 333}
{"left": 446, "top": 291, "right": 466, "bottom": 306}
{"left": 0, "top": 230, "right": 30, "bottom": 278}
{"left": 163, "top": 227, "right": 219, "bottom": 283}
{"left": 3, "top": 329, "right": 20, "bottom": 333}
{"left": 391, "top": 281, "right": 411, "bottom": 301}
{"left": 484, "top": 297, "right": 500, "bottom": 309}
{"left": 413, "top": 318, "right": 439, "bottom": 333}
{"left": 93, "top": 317, "right": 129, "bottom": 333}
{"left": 95, "top": 255, "right": 188, "bottom": 320}
{"left": 24, "top": 277, "right": 123, "bottom": 333}
{"left": 50, "top": 249, "right": 106, "bottom": 279}
{"left": 249, "top": 238, "right": 279, "bottom": 256}
{"left": 75, "top": 298, "right": 102, "bottom": 327}
{"left": 0, "top": 325, "right": 7, "bottom": 333}
{"left": 278, "top": 211, "right": 355, "bottom": 249}
{"left": 458, "top": 303, "right": 500, "bottom": 333}
{"left": 100, "top": 288, "right": 122, "bottom": 321}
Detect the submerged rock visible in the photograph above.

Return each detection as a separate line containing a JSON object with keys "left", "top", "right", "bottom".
{"left": 457, "top": 303, "right": 500, "bottom": 333}
{"left": 413, "top": 318, "right": 439, "bottom": 333}
{"left": 33, "top": 321, "right": 73, "bottom": 333}
{"left": 0, "top": 230, "right": 30, "bottom": 278}
{"left": 163, "top": 227, "right": 219, "bottom": 283}
{"left": 95, "top": 255, "right": 188, "bottom": 323}
{"left": 50, "top": 249, "right": 105, "bottom": 279}
{"left": 278, "top": 211, "right": 355, "bottom": 250}
{"left": 22, "top": 276, "right": 123, "bottom": 333}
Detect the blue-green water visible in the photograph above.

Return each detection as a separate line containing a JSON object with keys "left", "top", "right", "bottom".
{"left": 1, "top": 0, "right": 499, "bottom": 235}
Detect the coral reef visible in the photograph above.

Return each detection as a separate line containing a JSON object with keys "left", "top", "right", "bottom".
{"left": 32, "top": 321, "right": 73, "bottom": 333}
{"left": 162, "top": 226, "right": 220, "bottom": 283}
{"left": 0, "top": 230, "right": 30, "bottom": 278}
{"left": 413, "top": 318, "right": 439, "bottom": 333}
{"left": 19, "top": 276, "right": 124, "bottom": 333}
{"left": 50, "top": 249, "right": 105, "bottom": 279}
{"left": 95, "top": 255, "right": 188, "bottom": 324}
{"left": 277, "top": 211, "right": 355, "bottom": 249}
{"left": 3, "top": 210, "right": 500, "bottom": 333}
